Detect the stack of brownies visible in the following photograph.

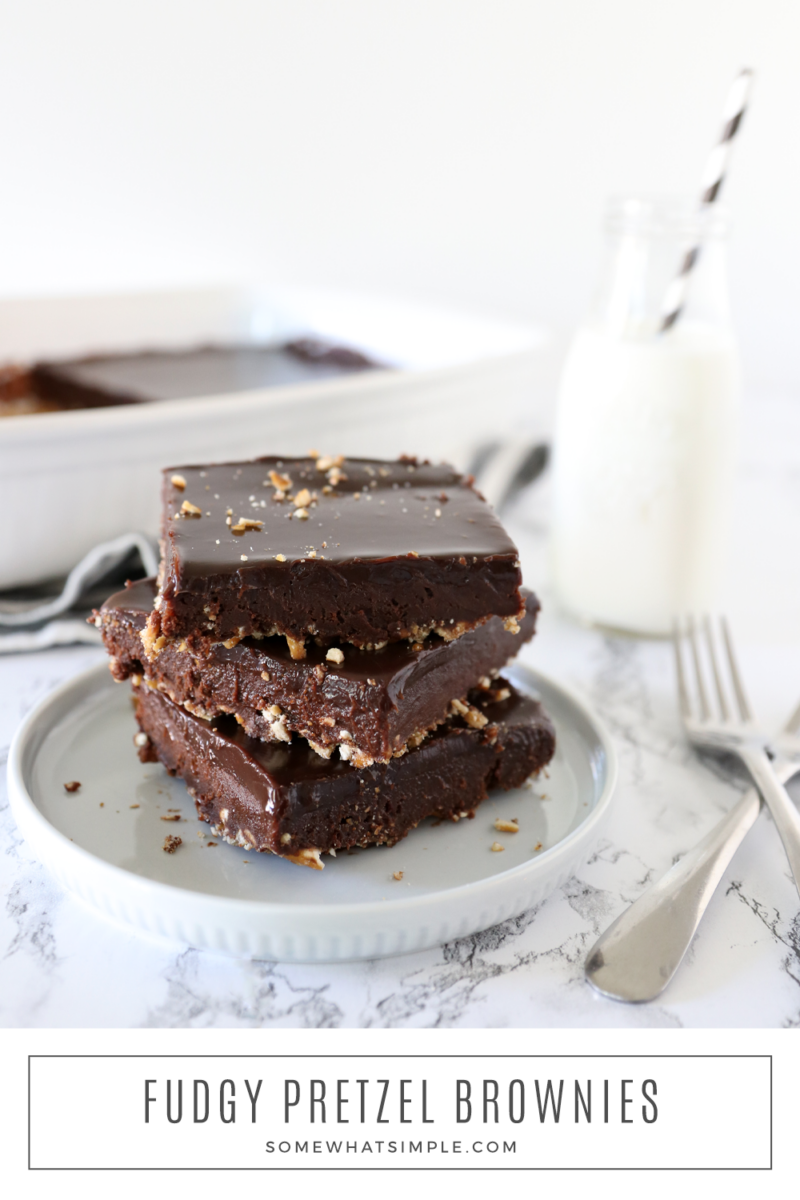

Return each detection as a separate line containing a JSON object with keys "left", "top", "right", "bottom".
{"left": 96, "top": 454, "right": 555, "bottom": 869}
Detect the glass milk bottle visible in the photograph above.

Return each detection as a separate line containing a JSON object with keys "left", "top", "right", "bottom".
{"left": 551, "top": 197, "right": 742, "bottom": 636}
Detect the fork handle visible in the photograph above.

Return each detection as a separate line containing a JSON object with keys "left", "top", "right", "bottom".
{"left": 585, "top": 759, "right": 800, "bottom": 1003}
{"left": 739, "top": 747, "right": 800, "bottom": 899}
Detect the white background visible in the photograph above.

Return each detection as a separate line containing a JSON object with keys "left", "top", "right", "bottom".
{"left": 1, "top": 0, "right": 798, "bottom": 388}
{"left": 2, "top": 9, "right": 797, "bottom": 1191}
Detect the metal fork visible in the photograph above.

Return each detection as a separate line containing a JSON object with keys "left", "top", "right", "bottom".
{"left": 585, "top": 622, "right": 800, "bottom": 1004}
{"left": 585, "top": 697, "right": 800, "bottom": 1003}
{"left": 675, "top": 615, "right": 800, "bottom": 897}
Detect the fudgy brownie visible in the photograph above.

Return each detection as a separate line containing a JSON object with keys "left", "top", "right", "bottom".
{"left": 134, "top": 678, "right": 556, "bottom": 868}
{"left": 144, "top": 456, "right": 524, "bottom": 657}
{"left": 26, "top": 340, "right": 378, "bottom": 411}
{"left": 98, "top": 579, "right": 540, "bottom": 767}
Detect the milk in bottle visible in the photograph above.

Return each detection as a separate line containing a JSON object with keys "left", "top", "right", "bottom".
{"left": 551, "top": 198, "right": 741, "bottom": 635}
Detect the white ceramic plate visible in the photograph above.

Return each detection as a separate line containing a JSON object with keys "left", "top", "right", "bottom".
{"left": 7, "top": 663, "right": 616, "bottom": 962}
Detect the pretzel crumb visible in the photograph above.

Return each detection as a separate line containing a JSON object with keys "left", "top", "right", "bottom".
{"left": 490, "top": 842, "right": 505, "bottom": 852}
{"left": 286, "top": 635, "right": 306, "bottom": 660}
{"left": 494, "top": 818, "right": 519, "bottom": 833}
{"left": 163, "top": 835, "right": 182, "bottom": 853}
{"left": 180, "top": 500, "right": 202, "bottom": 517}
{"left": 393, "top": 871, "right": 404, "bottom": 881}
{"left": 450, "top": 697, "right": 489, "bottom": 728}
{"left": 316, "top": 454, "right": 344, "bottom": 472}
{"left": 63, "top": 781, "right": 81, "bottom": 793}
{"left": 283, "top": 847, "right": 324, "bottom": 870}
{"left": 269, "top": 469, "right": 292, "bottom": 491}
{"left": 170, "top": 474, "right": 187, "bottom": 490}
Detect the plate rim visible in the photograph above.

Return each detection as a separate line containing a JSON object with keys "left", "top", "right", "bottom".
{"left": 8, "top": 660, "right": 617, "bottom": 920}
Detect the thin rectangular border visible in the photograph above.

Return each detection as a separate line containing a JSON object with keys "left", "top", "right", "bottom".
{"left": 28, "top": 1054, "right": 773, "bottom": 1171}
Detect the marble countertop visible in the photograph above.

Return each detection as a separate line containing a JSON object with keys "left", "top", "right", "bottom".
{"left": 2, "top": 393, "right": 799, "bottom": 1029}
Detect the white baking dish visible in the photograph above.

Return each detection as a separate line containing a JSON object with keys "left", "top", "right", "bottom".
{"left": 0, "top": 285, "right": 546, "bottom": 588}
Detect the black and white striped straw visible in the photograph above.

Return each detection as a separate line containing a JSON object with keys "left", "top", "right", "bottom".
{"left": 659, "top": 68, "right": 753, "bottom": 333}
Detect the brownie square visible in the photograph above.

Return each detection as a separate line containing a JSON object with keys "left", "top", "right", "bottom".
{"left": 134, "top": 679, "right": 556, "bottom": 868}
{"left": 144, "top": 456, "right": 523, "bottom": 657}
{"left": 98, "top": 579, "right": 540, "bottom": 767}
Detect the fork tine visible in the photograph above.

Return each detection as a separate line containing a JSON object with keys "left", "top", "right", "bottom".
{"left": 672, "top": 619, "right": 693, "bottom": 718}
{"left": 703, "top": 616, "right": 730, "bottom": 720}
{"left": 783, "top": 698, "right": 800, "bottom": 737}
{"left": 721, "top": 617, "right": 752, "bottom": 722}
{"left": 687, "top": 614, "right": 710, "bottom": 720}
